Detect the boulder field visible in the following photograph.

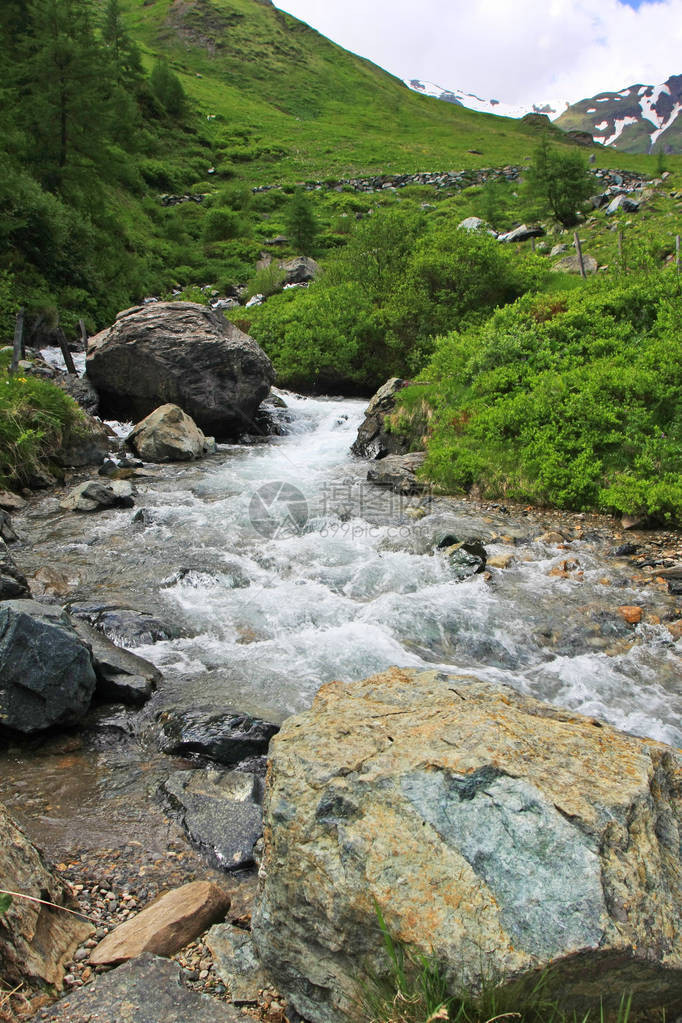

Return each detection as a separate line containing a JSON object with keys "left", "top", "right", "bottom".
{"left": 86, "top": 302, "right": 275, "bottom": 439}
{"left": 252, "top": 667, "right": 682, "bottom": 1021}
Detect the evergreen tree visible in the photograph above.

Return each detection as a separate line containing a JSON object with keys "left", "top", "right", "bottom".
{"left": 21, "top": 0, "right": 109, "bottom": 192}
{"left": 285, "top": 189, "right": 318, "bottom": 255}
{"left": 524, "top": 136, "right": 594, "bottom": 227}
{"left": 150, "top": 59, "right": 185, "bottom": 116}
{"left": 102, "top": 0, "right": 142, "bottom": 89}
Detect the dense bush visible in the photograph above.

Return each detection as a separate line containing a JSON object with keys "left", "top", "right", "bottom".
{"left": 245, "top": 208, "right": 544, "bottom": 391}
{"left": 403, "top": 274, "right": 681, "bottom": 522}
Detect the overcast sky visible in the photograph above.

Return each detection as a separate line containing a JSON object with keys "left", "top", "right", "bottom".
{"left": 274, "top": 0, "right": 682, "bottom": 109}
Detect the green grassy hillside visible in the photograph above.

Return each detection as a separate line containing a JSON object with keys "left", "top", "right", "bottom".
{"left": 1, "top": 0, "right": 679, "bottom": 336}
{"left": 122, "top": 0, "right": 674, "bottom": 181}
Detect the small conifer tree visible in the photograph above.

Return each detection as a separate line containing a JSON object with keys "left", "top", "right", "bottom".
{"left": 285, "top": 189, "right": 318, "bottom": 254}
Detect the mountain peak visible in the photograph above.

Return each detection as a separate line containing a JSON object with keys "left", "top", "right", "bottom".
{"left": 556, "top": 74, "right": 682, "bottom": 153}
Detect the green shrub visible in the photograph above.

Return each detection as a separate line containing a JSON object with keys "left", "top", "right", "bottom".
{"left": 285, "top": 189, "right": 318, "bottom": 255}
{"left": 150, "top": 60, "right": 186, "bottom": 116}
{"left": 413, "top": 273, "right": 682, "bottom": 522}
{"left": 524, "top": 137, "right": 594, "bottom": 227}
{"left": 245, "top": 263, "right": 286, "bottom": 300}
{"left": 203, "top": 208, "right": 244, "bottom": 243}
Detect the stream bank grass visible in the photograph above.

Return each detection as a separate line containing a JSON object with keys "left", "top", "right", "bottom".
{"left": 362, "top": 907, "right": 662, "bottom": 1023}
{"left": 0, "top": 370, "right": 84, "bottom": 488}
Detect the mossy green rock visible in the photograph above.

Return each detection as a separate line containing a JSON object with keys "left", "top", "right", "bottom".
{"left": 253, "top": 668, "right": 682, "bottom": 1021}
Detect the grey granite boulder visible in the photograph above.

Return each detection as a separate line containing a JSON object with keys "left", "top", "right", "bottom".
{"left": 253, "top": 667, "right": 682, "bottom": 1022}
{"left": 605, "top": 195, "right": 640, "bottom": 215}
{"left": 279, "top": 256, "right": 320, "bottom": 284}
{"left": 127, "top": 404, "right": 215, "bottom": 462}
{"left": 351, "top": 378, "right": 414, "bottom": 459}
{"left": 497, "top": 224, "right": 545, "bottom": 243}
{"left": 0, "top": 601, "right": 97, "bottom": 733}
{"left": 86, "top": 302, "right": 275, "bottom": 439}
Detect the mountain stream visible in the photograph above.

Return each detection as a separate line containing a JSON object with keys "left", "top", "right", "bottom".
{"left": 1, "top": 392, "right": 680, "bottom": 856}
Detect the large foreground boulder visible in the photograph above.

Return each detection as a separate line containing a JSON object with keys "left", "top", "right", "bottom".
{"left": 0, "top": 601, "right": 97, "bottom": 733}
{"left": 86, "top": 302, "right": 275, "bottom": 438}
{"left": 252, "top": 668, "right": 682, "bottom": 1022}
{"left": 0, "top": 802, "right": 93, "bottom": 987}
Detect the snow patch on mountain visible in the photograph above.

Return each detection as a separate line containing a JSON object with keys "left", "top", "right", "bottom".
{"left": 406, "top": 79, "right": 565, "bottom": 121}
{"left": 600, "top": 116, "right": 638, "bottom": 147}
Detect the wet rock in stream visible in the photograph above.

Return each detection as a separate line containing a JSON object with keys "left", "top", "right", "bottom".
{"left": 68, "top": 601, "right": 177, "bottom": 647}
{"left": 71, "top": 618, "right": 162, "bottom": 706}
{"left": 60, "top": 479, "right": 134, "bottom": 513}
{"left": 0, "top": 601, "right": 97, "bottom": 733}
{"left": 162, "top": 769, "right": 264, "bottom": 872}
{"left": 157, "top": 707, "right": 279, "bottom": 764}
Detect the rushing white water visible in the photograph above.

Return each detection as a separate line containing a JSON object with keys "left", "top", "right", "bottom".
{"left": 81, "top": 391, "right": 679, "bottom": 746}
{"left": 3, "top": 389, "right": 680, "bottom": 854}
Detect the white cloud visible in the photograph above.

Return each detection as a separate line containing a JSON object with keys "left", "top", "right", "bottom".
{"left": 274, "top": 0, "right": 682, "bottom": 107}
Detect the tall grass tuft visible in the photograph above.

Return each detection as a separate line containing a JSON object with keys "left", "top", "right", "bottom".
{"left": 361, "top": 907, "right": 653, "bottom": 1023}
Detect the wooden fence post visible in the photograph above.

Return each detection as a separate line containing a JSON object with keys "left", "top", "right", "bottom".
{"left": 57, "top": 328, "right": 77, "bottom": 375}
{"left": 78, "top": 319, "right": 88, "bottom": 349}
{"left": 10, "top": 308, "right": 24, "bottom": 374}
{"left": 573, "top": 232, "right": 586, "bottom": 279}
{"left": 617, "top": 230, "right": 625, "bottom": 271}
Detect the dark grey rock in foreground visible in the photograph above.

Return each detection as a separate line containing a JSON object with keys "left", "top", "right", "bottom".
{"left": 86, "top": 302, "right": 275, "bottom": 438}
{"left": 0, "top": 601, "right": 97, "bottom": 733}
{"left": 163, "top": 769, "right": 264, "bottom": 871}
{"left": 158, "top": 706, "right": 279, "bottom": 764}
{"left": 38, "top": 954, "right": 241, "bottom": 1023}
